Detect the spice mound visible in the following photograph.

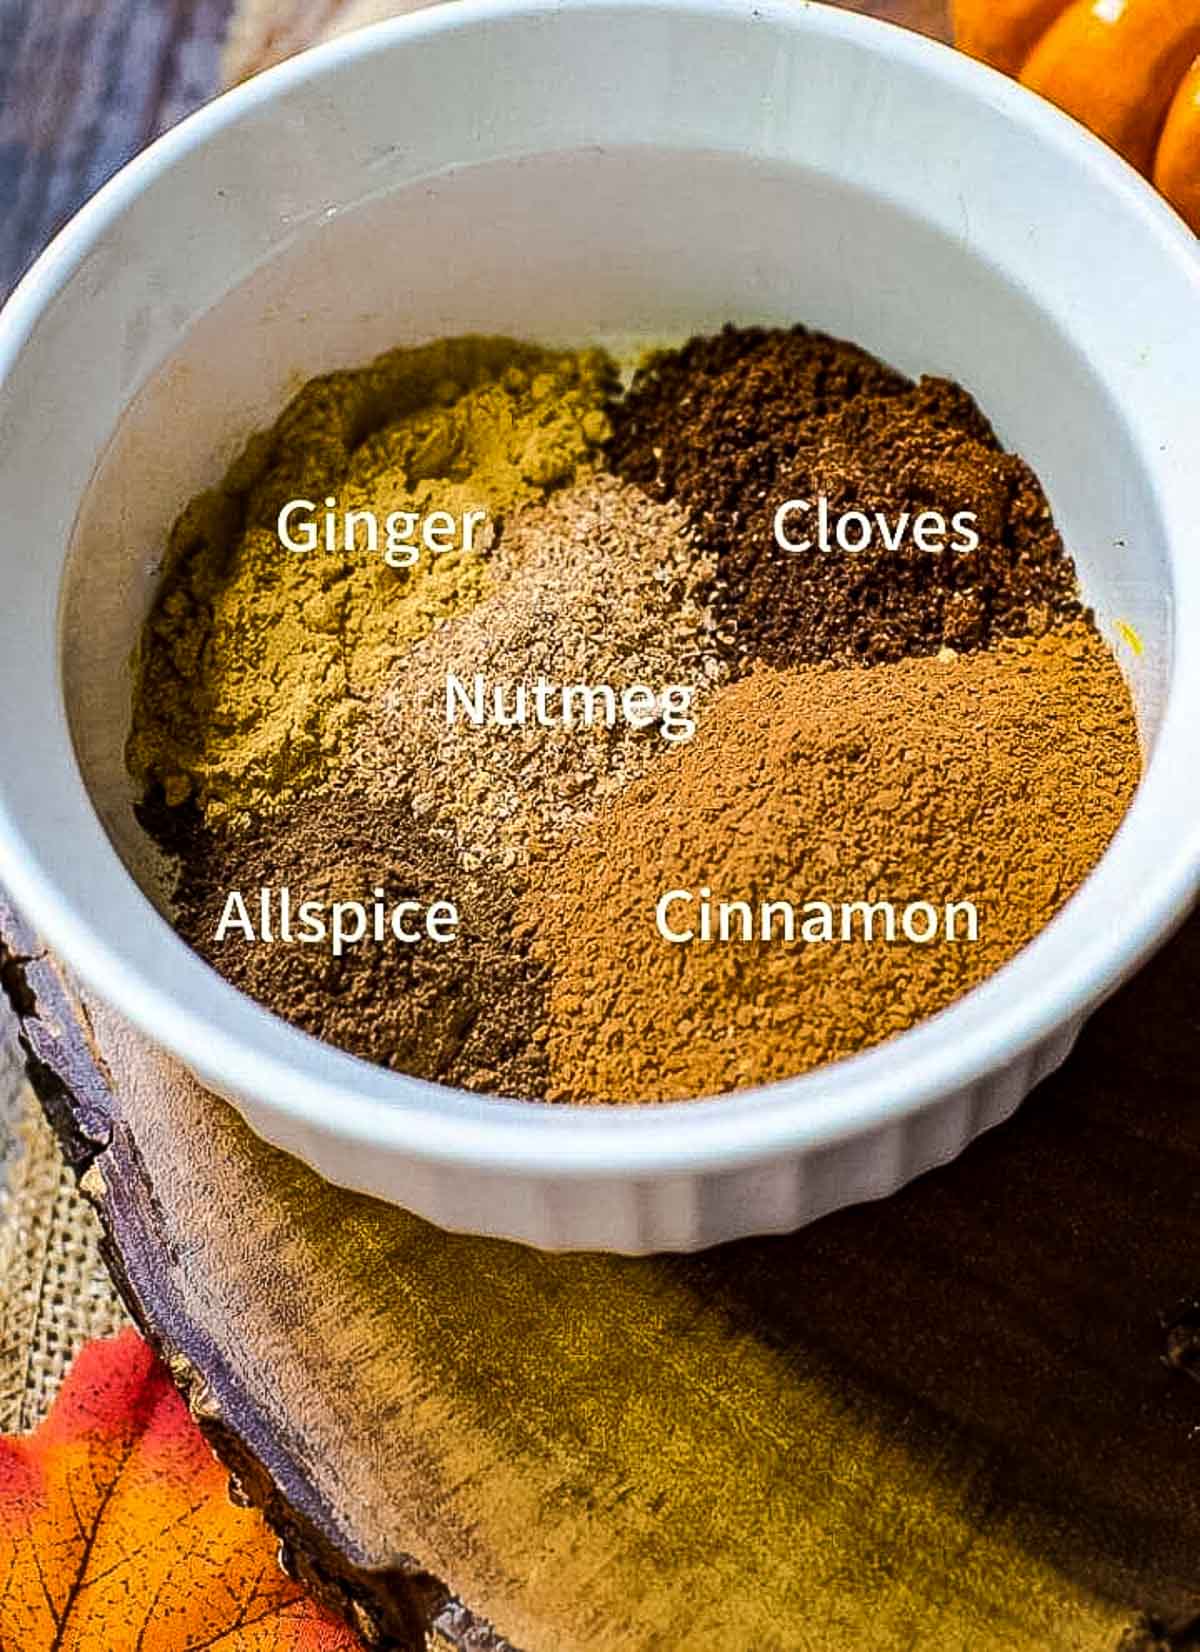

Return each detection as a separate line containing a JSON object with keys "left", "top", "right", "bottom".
{"left": 363, "top": 471, "right": 726, "bottom": 870}
{"left": 128, "top": 325, "right": 1144, "bottom": 1106}
{"left": 607, "top": 325, "right": 1080, "bottom": 664}
{"left": 518, "top": 626, "right": 1138, "bottom": 1104}
{"left": 146, "top": 788, "right": 549, "bottom": 1100}
{"left": 127, "top": 337, "right": 617, "bottom": 825}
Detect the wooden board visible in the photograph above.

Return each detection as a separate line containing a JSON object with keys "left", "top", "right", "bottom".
{"left": 4, "top": 0, "right": 1200, "bottom": 1647}
{"left": 223, "top": 0, "right": 951, "bottom": 82}
{"left": 4, "top": 892, "right": 1200, "bottom": 1652}
{"left": 0, "top": 0, "right": 235, "bottom": 298}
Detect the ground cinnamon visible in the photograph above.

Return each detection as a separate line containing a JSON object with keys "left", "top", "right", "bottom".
{"left": 517, "top": 625, "right": 1139, "bottom": 1104}
{"left": 132, "top": 324, "right": 1141, "bottom": 1106}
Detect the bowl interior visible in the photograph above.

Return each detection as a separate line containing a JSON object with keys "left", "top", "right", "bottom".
{"left": 0, "top": 0, "right": 1194, "bottom": 1179}
{"left": 66, "top": 142, "right": 1168, "bottom": 890}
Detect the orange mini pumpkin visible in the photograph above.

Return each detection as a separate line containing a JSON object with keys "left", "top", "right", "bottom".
{"left": 953, "top": 0, "right": 1200, "bottom": 232}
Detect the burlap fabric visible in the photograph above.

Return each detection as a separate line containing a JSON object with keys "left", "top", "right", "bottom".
{"left": 0, "top": 1013, "right": 127, "bottom": 1431}
{"left": 0, "top": 0, "right": 408, "bottom": 1434}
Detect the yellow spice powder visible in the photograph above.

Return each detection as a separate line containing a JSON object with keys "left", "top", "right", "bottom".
{"left": 127, "top": 336, "right": 617, "bottom": 823}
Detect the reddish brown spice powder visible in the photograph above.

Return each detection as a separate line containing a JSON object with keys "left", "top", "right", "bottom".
{"left": 517, "top": 625, "right": 1140, "bottom": 1105}
{"left": 135, "top": 325, "right": 1139, "bottom": 1107}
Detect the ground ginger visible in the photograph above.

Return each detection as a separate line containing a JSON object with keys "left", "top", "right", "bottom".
{"left": 127, "top": 336, "right": 617, "bottom": 823}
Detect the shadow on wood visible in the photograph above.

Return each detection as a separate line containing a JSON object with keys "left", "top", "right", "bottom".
{"left": 2, "top": 892, "right": 1198, "bottom": 1652}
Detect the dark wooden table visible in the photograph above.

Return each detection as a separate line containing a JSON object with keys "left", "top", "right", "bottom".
{"left": 2, "top": 3, "right": 1200, "bottom": 1650}
{"left": 0, "top": 0, "right": 234, "bottom": 299}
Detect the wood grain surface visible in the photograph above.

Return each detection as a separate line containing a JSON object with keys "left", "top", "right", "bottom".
{"left": 4, "top": 890, "right": 1199, "bottom": 1652}
{"left": 223, "top": 0, "right": 950, "bottom": 83}
{"left": 3, "top": 1, "right": 1200, "bottom": 1649}
{"left": 0, "top": 0, "right": 234, "bottom": 299}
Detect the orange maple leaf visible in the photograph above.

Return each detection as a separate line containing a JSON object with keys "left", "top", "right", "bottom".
{"left": 0, "top": 1328, "right": 361, "bottom": 1651}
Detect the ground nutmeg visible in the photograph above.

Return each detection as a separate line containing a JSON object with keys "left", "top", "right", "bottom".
{"left": 129, "top": 324, "right": 1143, "bottom": 1106}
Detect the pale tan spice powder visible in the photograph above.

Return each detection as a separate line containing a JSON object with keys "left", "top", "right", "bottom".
{"left": 362, "top": 472, "right": 727, "bottom": 870}
{"left": 517, "top": 623, "right": 1141, "bottom": 1105}
{"left": 128, "top": 337, "right": 616, "bottom": 825}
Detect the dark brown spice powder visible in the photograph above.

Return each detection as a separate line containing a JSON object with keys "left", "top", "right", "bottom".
{"left": 134, "top": 324, "right": 1134, "bottom": 1106}
{"left": 607, "top": 324, "right": 1082, "bottom": 666}
{"left": 143, "top": 791, "right": 549, "bottom": 1099}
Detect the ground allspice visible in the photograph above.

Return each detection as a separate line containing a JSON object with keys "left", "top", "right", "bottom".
{"left": 147, "top": 787, "right": 550, "bottom": 1099}
{"left": 131, "top": 323, "right": 1143, "bottom": 1106}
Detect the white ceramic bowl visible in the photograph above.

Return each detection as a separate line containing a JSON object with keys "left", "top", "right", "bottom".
{"left": 1, "top": 0, "right": 1198, "bottom": 1254}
